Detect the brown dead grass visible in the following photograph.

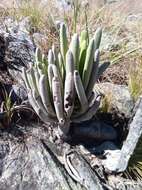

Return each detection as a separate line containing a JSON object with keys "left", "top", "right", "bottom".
{"left": 0, "top": 0, "right": 141, "bottom": 89}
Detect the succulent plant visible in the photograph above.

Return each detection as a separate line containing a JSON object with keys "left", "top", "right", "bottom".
{"left": 22, "top": 24, "right": 110, "bottom": 137}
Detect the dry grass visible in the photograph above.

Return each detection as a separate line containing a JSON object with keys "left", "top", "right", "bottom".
{"left": 0, "top": 0, "right": 60, "bottom": 53}
{"left": 0, "top": 0, "right": 142, "bottom": 93}
{"left": 128, "top": 54, "right": 142, "bottom": 100}
{"left": 9, "top": 0, "right": 56, "bottom": 30}
{"left": 54, "top": 0, "right": 142, "bottom": 66}
{"left": 100, "top": 91, "right": 113, "bottom": 113}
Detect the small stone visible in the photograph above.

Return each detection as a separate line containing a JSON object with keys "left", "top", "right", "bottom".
{"left": 102, "top": 149, "right": 121, "bottom": 172}
{"left": 12, "top": 84, "right": 27, "bottom": 101}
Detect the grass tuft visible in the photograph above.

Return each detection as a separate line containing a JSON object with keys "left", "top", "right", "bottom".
{"left": 128, "top": 54, "right": 142, "bottom": 100}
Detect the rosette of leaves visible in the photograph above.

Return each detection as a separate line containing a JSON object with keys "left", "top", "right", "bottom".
{"left": 22, "top": 24, "right": 110, "bottom": 137}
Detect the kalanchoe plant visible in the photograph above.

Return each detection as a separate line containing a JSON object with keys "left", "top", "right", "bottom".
{"left": 22, "top": 23, "right": 110, "bottom": 138}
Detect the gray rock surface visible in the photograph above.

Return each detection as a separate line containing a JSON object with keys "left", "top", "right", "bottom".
{"left": 0, "top": 123, "right": 104, "bottom": 190}
{"left": 12, "top": 84, "right": 27, "bottom": 101}
{"left": 96, "top": 82, "right": 134, "bottom": 117}
{"left": 0, "top": 35, "right": 6, "bottom": 68}
{"left": 102, "top": 97, "right": 142, "bottom": 172}
{"left": 0, "top": 122, "right": 139, "bottom": 190}
{"left": 127, "top": 13, "right": 142, "bottom": 22}
{"left": 100, "top": 31, "right": 123, "bottom": 51}
{"left": 0, "top": 18, "right": 34, "bottom": 102}
{"left": 0, "top": 18, "right": 34, "bottom": 83}
{"left": 0, "top": 83, "right": 27, "bottom": 103}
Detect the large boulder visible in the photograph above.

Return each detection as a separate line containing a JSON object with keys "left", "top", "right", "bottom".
{"left": 0, "top": 123, "right": 104, "bottom": 190}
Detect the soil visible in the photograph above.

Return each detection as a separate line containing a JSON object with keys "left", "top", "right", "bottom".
{"left": 100, "top": 59, "right": 130, "bottom": 85}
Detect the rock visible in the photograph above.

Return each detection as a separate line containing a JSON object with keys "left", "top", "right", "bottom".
{"left": 12, "top": 84, "right": 27, "bottom": 101}
{"left": 100, "top": 31, "right": 124, "bottom": 52}
{"left": 56, "top": 0, "right": 72, "bottom": 11}
{"left": 102, "top": 149, "right": 121, "bottom": 172}
{"left": 0, "top": 18, "right": 35, "bottom": 83}
{"left": 102, "top": 97, "right": 142, "bottom": 172}
{"left": 127, "top": 13, "right": 142, "bottom": 22}
{"left": 0, "top": 83, "right": 27, "bottom": 103}
{"left": 3, "top": 17, "right": 31, "bottom": 34}
{"left": 0, "top": 109, "right": 140, "bottom": 190}
{"left": 0, "top": 35, "right": 6, "bottom": 69}
{"left": 0, "top": 123, "right": 104, "bottom": 190}
{"left": 96, "top": 82, "right": 134, "bottom": 118}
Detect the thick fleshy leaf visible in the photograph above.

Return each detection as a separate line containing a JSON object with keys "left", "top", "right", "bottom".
{"left": 82, "top": 39, "right": 95, "bottom": 90}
